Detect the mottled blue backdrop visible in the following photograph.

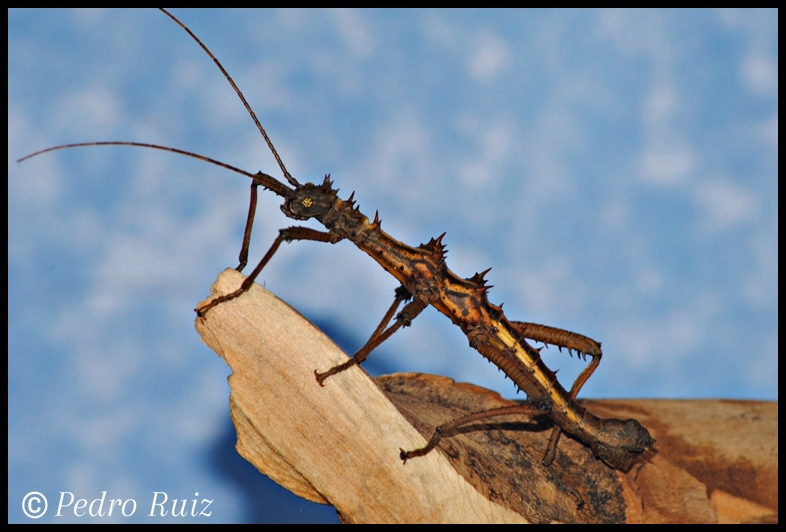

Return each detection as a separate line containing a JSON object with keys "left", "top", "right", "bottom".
{"left": 9, "top": 8, "right": 777, "bottom": 523}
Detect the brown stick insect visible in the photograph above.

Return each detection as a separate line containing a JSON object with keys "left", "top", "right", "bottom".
{"left": 18, "top": 8, "right": 654, "bottom": 490}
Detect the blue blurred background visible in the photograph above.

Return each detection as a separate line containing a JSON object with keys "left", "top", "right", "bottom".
{"left": 9, "top": 8, "right": 777, "bottom": 523}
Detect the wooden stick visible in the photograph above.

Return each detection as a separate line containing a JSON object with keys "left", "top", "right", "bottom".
{"left": 195, "top": 269, "right": 778, "bottom": 524}
{"left": 195, "top": 269, "right": 528, "bottom": 523}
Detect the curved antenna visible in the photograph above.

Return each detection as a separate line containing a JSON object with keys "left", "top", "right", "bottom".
{"left": 17, "top": 141, "right": 253, "bottom": 175}
{"left": 159, "top": 8, "right": 299, "bottom": 188}
{"left": 16, "top": 141, "right": 291, "bottom": 197}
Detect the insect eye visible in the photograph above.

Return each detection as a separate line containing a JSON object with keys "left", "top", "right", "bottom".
{"left": 302, "top": 197, "right": 313, "bottom": 208}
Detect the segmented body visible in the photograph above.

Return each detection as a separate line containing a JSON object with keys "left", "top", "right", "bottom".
{"left": 281, "top": 175, "right": 653, "bottom": 470}
{"left": 19, "top": 8, "right": 654, "bottom": 474}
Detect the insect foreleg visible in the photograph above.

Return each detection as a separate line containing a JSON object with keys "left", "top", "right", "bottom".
{"left": 236, "top": 181, "right": 260, "bottom": 273}
{"left": 315, "top": 295, "right": 426, "bottom": 386}
{"left": 197, "top": 226, "right": 335, "bottom": 317}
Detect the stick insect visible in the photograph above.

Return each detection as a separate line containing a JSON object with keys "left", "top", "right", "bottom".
{"left": 19, "top": 9, "right": 654, "bottom": 480}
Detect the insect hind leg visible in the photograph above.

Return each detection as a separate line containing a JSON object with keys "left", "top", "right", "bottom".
{"left": 399, "top": 403, "right": 541, "bottom": 463}
{"left": 510, "top": 321, "right": 603, "bottom": 467}
{"left": 511, "top": 322, "right": 601, "bottom": 361}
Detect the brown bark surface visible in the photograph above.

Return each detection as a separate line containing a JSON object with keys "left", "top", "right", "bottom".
{"left": 195, "top": 269, "right": 777, "bottom": 524}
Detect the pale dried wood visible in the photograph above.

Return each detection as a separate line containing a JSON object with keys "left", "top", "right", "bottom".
{"left": 195, "top": 269, "right": 778, "bottom": 524}
{"left": 195, "top": 269, "right": 527, "bottom": 523}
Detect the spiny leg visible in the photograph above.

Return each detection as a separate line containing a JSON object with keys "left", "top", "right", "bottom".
{"left": 418, "top": 334, "right": 588, "bottom": 506}
{"left": 197, "top": 226, "right": 335, "bottom": 317}
{"left": 315, "top": 290, "right": 424, "bottom": 386}
{"left": 541, "top": 352, "right": 601, "bottom": 466}
{"left": 511, "top": 321, "right": 602, "bottom": 466}
{"left": 511, "top": 322, "right": 601, "bottom": 361}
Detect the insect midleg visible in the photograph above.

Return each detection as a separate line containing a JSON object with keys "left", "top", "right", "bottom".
{"left": 324, "top": 285, "right": 412, "bottom": 376}
{"left": 197, "top": 226, "right": 334, "bottom": 317}
{"left": 365, "top": 286, "right": 413, "bottom": 344}
{"left": 511, "top": 321, "right": 603, "bottom": 466}
{"left": 315, "top": 295, "right": 427, "bottom": 386}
